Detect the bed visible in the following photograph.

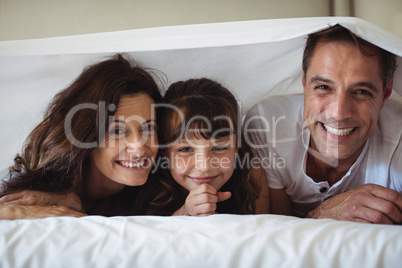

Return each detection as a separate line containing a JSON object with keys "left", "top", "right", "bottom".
{"left": 1, "top": 17, "right": 402, "bottom": 267}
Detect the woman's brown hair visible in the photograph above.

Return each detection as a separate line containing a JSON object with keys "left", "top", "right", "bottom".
{"left": 1, "top": 54, "right": 163, "bottom": 202}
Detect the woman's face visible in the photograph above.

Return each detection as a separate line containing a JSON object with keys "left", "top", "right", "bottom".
{"left": 89, "top": 93, "right": 159, "bottom": 195}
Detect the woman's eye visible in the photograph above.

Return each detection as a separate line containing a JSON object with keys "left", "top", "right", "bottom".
{"left": 140, "top": 124, "right": 158, "bottom": 133}
{"left": 109, "top": 128, "right": 125, "bottom": 135}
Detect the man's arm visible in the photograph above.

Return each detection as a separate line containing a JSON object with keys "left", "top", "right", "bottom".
{"left": 306, "top": 184, "right": 402, "bottom": 224}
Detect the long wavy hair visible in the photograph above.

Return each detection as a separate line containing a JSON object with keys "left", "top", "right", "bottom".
{"left": 157, "top": 78, "right": 261, "bottom": 214}
{"left": 0, "top": 54, "right": 164, "bottom": 213}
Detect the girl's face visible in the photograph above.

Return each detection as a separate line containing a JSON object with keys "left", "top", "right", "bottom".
{"left": 166, "top": 134, "right": 237, "bottom": 191}
{"left": 89, "top": 93, "right": 159, "bottom": 196}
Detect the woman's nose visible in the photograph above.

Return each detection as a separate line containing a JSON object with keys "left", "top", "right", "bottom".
{"left": 125, "top": 131, "right": 147, "bottom": 158}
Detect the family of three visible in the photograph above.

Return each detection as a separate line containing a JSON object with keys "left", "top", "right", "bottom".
{"left": 1, "top": 25, "right": 401, "bottom": 224}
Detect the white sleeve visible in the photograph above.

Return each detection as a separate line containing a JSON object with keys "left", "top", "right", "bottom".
{"left": 390, "top": 137, "right": 402, "bottom": 192}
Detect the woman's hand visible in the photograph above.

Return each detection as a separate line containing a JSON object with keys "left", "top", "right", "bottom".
{"left": 0, "top": 204, "right": 87, "bottom": 220}
{"left": 174, "top": 184, "right": 231, "bottom": 216}
{"left": 0, "top": 190, "right": 84, "bottom": 213}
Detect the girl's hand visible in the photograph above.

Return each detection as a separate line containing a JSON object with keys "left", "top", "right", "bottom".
{"left": 0, "top": 190, "right": 84, "bottom": 213}
{"left": 180, "top": 184, "right": 231, "bottom": 216}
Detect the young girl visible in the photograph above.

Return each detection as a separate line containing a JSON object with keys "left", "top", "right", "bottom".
{"left": 158, "top": 78, "right": 269, "bottom": 216}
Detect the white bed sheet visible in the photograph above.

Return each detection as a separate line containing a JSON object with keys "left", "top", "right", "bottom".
{"left": 1, "top": 214, "right": 401, "bottom": 268}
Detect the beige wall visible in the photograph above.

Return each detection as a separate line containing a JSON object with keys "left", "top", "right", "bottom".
{"left": 354, "top": 0, "right": 402, "bottom": 37}
{"left": 0, "top": 0, "right": 401, "bottom": 41}
{"left": 1, "top": 0, "right": 331, "bottom": 41}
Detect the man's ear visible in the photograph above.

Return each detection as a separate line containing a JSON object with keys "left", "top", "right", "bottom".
{"left": 302, "top": 73, "right": 306, "bottom": 88}
{"left": 381, "top": 76, "right": 394, "bottom": 109}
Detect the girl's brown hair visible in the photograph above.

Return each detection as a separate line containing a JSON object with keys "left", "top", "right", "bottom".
{"left": 158, "top": 78, "right": 261, "bottom": 214}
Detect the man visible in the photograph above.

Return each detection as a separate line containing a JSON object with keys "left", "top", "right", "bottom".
{"left": 244, "top": 25, "right": 402, "bottom": 224}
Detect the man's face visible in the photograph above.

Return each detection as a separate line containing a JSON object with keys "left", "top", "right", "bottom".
{"left": 303, "top": 41, "right": 392, "bottom": 165}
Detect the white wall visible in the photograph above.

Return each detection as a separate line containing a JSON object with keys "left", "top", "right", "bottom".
{"left": 0, "top": 0, "right": 401, "bottom": 41}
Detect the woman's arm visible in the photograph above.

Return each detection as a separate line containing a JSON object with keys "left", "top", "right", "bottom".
{"left": 0, "top": 190, "right": 84, "bottom": 213}
{"left": 0, "top": 204, "right": 86, "bottom": 220}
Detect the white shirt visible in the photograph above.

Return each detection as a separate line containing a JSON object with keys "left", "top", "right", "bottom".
{"left": 244, "top": 94, "right": 402, "bottom": 217}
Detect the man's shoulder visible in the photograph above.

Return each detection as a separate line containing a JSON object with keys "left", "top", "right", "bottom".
{"left": 378, "top": 96, "right": 402, "bottom": 142}
{"left": 244, "top": 94, "right": 305, "bottom": 133}
{"left": 246, "top": 94, "right": 304, "bottom": 118}
{"left": 382, "top": 96, "right": 402, "bottom": 115}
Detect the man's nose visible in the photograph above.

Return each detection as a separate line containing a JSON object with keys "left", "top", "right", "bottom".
{"left": 325, "top": 91, "right": 353, "bottom": 121}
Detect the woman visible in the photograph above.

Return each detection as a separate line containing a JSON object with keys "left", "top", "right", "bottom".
{"left": 0, "top": 54, "right": 171, "bottom": 219}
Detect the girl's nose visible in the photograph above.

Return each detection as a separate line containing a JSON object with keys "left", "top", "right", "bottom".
{"left": 194, "top": 152, "right": 212, "bottom": 172}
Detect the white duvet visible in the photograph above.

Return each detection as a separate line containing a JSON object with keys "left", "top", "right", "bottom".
{"left": 1, "top": 214, "right": 401, "bottom": 268}
{"left": 0, "top": 17, "right": 402, "bottom": 268}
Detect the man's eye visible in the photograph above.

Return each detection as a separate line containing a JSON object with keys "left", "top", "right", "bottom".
{"left": 315, "top": 84, "right": 330, "bottom": 90}
{"left": 355, "top": 89, "right": 373, "bottom": 97}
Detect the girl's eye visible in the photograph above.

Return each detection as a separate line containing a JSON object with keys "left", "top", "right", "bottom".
{"left": 213, "top": 146, "right": 227, "bottom": 151}
{"left": 178, "top": 147, "right": 193, "bottom": 153}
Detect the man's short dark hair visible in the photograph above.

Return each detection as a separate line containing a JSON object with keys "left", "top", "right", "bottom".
{"left": 302, "top": 24, "right": 397, "bottom": 89}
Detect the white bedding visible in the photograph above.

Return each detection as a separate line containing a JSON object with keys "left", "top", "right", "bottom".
{"left": 0, "top": 215, "right": 402, "bottom": 268}
{"left": 1, "top": 17, "right": 402, "bottom": 268}
{"left": 1, "top": 214, "right": 401, "bottom": 268}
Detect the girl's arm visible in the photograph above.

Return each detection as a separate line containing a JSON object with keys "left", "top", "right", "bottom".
{"left": 252, "top": 166, "right": 270, "bottom": 214}
{"left": 269, "top": 188, "right": 293, "bottom": 216}
{"left": 172, "top": 184, "right": 231, "bottom": 216}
